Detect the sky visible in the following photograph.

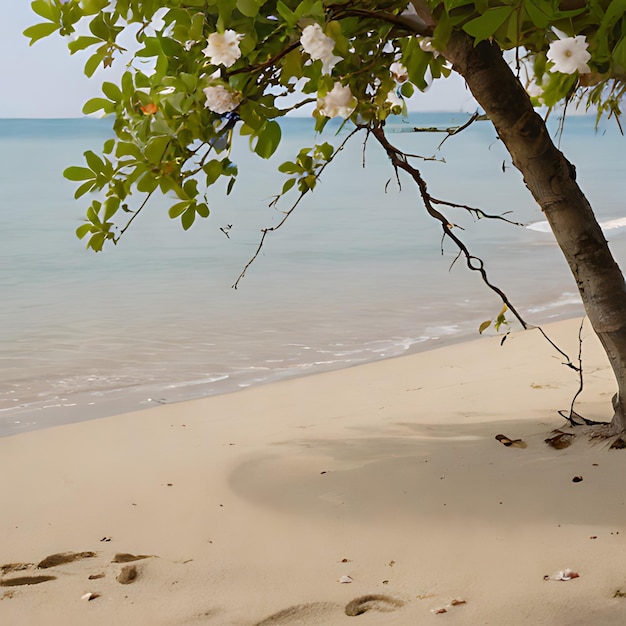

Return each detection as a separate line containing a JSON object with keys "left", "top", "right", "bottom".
{"left": 1, "top": 0, "right": 478, "bottom": 118}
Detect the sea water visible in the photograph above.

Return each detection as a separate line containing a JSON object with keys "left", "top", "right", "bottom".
{"left": 1, "top": 113, "right": 625, "bottom": 436}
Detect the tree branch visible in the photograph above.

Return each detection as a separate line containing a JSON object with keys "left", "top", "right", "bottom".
{"left": 370, "top": 123, "right": 580, "bottom": 369}
{"left": 232, "top": 126, "right": 361, "bottom": 289}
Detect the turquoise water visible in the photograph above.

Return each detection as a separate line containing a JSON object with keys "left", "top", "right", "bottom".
{"left": 1, "top": 114, "right": 625, "bottom": 436}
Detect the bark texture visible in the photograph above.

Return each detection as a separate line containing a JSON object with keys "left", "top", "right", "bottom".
{"left": 444, "top": 32, "right": 626, "bottom": 431}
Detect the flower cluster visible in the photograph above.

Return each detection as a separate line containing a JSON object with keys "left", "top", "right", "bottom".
{"left": 547, "top": 34, "right": 591, "bottom": 74}
{"left": 386, "top": 90, "right": 403, "bottom": 111}
{"left": 203, "top": 30, "right": 243, "bottom": 68}
{"left": 390, "top": 61, "right": 408, "bottom": 83}
{"left": 317, "top": 82, "right": 356, "bottom": 118}
{"left": 203, "top": 84, "right": 242, "bottom": 114}
{"left": 300, "top": 23, "right": 342, "bottom": 75}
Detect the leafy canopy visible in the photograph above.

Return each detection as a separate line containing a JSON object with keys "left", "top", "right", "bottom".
{"left": 28, "top": 0, "right": 626, "bottom": 251}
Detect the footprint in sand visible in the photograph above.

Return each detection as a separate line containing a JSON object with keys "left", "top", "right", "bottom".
{"left": 1, "top": 563, "right": 33, "bottom": 576}
{"left": 0, "top": 554, "right": 97, "bottom": 588}
{"left": 344, "top": 595, "right": 405, "bottom": 616}
{"left": 37, "top": 551, "right": 97, "bottom": 569}
{"left": 254, "top": 595, "right": 405, "bottom": 624}
{"left": 0, "top": 551, "right": 153, "bottom": 592}
{"left": 0, "top": 575, "right": 57, "bottom": 587}
{"left": 254, "top": 602, "right": 339, "bottom": 625}
{"left": 111, "top": 553, "right": 152, "bottom": 563}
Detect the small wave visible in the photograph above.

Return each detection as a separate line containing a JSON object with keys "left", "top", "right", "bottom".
{"left": 527, "top": 217, "right": 626, "bottom": 233}
{"left": 164, "top": 374, "right": 229, "bottom": 389}
{"left": 424, "top": 325, "right": 460, "bottom": 336}
{"left": 528, "top": 292, "right": 581, "bottom": 313}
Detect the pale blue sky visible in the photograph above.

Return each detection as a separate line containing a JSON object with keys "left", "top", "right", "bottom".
{"left": 2, "top": 0, "right": 477, "bottom": 118}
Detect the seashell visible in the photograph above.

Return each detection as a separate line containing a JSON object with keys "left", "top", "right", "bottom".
{"left": 339, "top": 575, "right": 353, "bottom": 584}
{"left": 544, "top": 568, "right": 580, "bottom": 581}
{"left": 81, "top": 592, "right": 100, "bottom": 601}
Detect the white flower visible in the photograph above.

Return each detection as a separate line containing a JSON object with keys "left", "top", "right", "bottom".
{"left": 526, "top": 81, "right": 543, "bottom": 98}
{"left": 300, "top": 23, "right": 342, "bottom": 75}
{"left": 317, "top": 82, "right": 356, "bottom": 119}
{"left": 419, "top": 37, "right": 439, "bottom": 57}
{"left": 547, "top": 35, "right": 591, "bottom": 74}
{"left": 390, "top": 61, "right": 408, "bottom": 83}
{"left": 386, "top": 90, "right": 403, "bottom": 110}
{"left": 203, "top": 84, "right": 242, "bottom": 114}
{"left": 202, "top": 30, "right": 243, "bottom": 68}
{"left": 401, "top": 3, "right": 417, "bottom": 17}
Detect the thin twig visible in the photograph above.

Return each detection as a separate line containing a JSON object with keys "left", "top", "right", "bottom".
{"left": 232, "top": 127, "right": 361, "bottom": 289}
{"left": 371, "top": 123, "right": 580, "bottom": 369}
{"left": 114, "top": 190, "right": 154, "bottom": 242}
{"left": 557, "top": 317, "right": 609, "bottom": 426}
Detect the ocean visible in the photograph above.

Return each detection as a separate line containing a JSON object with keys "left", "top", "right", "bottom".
{"left": 1, "top": 113, "right": 625, "bottom": 436}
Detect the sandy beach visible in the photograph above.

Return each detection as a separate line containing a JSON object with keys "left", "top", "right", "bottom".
{"left": 2, "top": 317, "right": 626, "bottom": 625}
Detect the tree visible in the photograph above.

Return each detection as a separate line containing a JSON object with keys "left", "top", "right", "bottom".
{"left": 28, "top": 0, "right": 626, "bottom": 433}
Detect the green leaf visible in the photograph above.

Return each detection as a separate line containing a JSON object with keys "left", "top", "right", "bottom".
{"left": 68, "top": 36, "right": 102, "bottom": 53}
{"left": 316, "top": 142, "right": 333, "bottom": 161}
{"left": 613, "top": 36, "right": 626, "bottom": 71}
{"left": 494, "top": 305, "right": 508, "bottom": 331}
{"left": 23, "top": 22, "right": 60, "bottom": 45}
{"left": 102, "top": 81, "right": 123, "bottom": 102}
{"left": 278, "top": 161, "right": 302, "bottom": 174}
{"left": 88, "top": 232, "right": 107, "bottom": 252}
{"left": 84, "top": 150, "right": 105, "bottom": 174}
{"left": 89, "top": 12, "right": 113, "bottom": 40}
{"left": 478, "top": 320, "right": 492, "bottom": 334}
{"left": 64, "top": 166, "right": 95, "bottom": 181}
{"left": 444, "top": 0, "right": 475, "bottom": 9}
{"left": 137, "top": 173, "right": 159, "bottom": 193}
{"left": 31, "top": 0, "right": 56, "bottom": 21}
{"left": 281, "top": 177, "right": 296, "bottom": 194}
{"left": 168, "top": 201, "right": 190, "bottom": 219}
{"left": 402, "top": 37, "right": 431, "bottom": 91}
{"left": 400, "top": 82, "right": 415, "bottom": 99}
{"left": 253, "top": 121, "right": 282, "bottom": 159}
{"left": 144, "top": 136, "right": 170, "bottom": 164}
{"left": 75, "top": 180, "right": 96, "bottom": 198}
{"left": 84, "top": 51, "right": 105, "bottom": 78}
{"left": 82, "top": 0, "right": 109, "bottom": 14}
{"left": 181, "top": 206, "right": 196, "bottom": 230}
{"left": 82, "top": 97, "right": 114, "bottom": 115}
{"left": 188, "top": 12, "right": 206, "bottom": 41}
{"left": 463, "top": 6, "right": 514, "bottom": 43}
{"left": 116, "top": 142, "right": 142, "bottom": 159}
{"left": 183, "top": 179, "right": 199, "bottom": 199}
{"left": 103, "top": 197, "right": 120, "bottom": 221}
{"left": 203, "top": 159, "right": 224, "bottom": 186}
{"left": 525, "top": 0, "right": 553, "bottom": 29}
{"left": 276, "top": 1, "right": 297, "bottom": 27}
{"left": 237, "top": 0, "right": 260, "bottom": 17}
{"left": 86, "top": 201, "right": 102, "bottom": 225}
{"left": 76, "top": 223, "right": 94, "bottom": 240}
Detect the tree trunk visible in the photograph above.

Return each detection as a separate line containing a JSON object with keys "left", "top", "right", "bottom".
{"left": 444, "top": 32, "right": 626, "bottom": 432}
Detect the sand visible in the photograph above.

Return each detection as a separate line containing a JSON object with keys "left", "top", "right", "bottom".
{"left": 1, "top": 317, "right": 626, "bottom": 625}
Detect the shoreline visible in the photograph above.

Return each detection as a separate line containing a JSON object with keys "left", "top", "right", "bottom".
{"left": 1, "top": 328, "right": 473, "bottom": 439}
{"left": 2, "top": 316, "right": 626, "bottom": 624}
{"left": 1, "top": 308, "right": 583, "bottom": 439}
